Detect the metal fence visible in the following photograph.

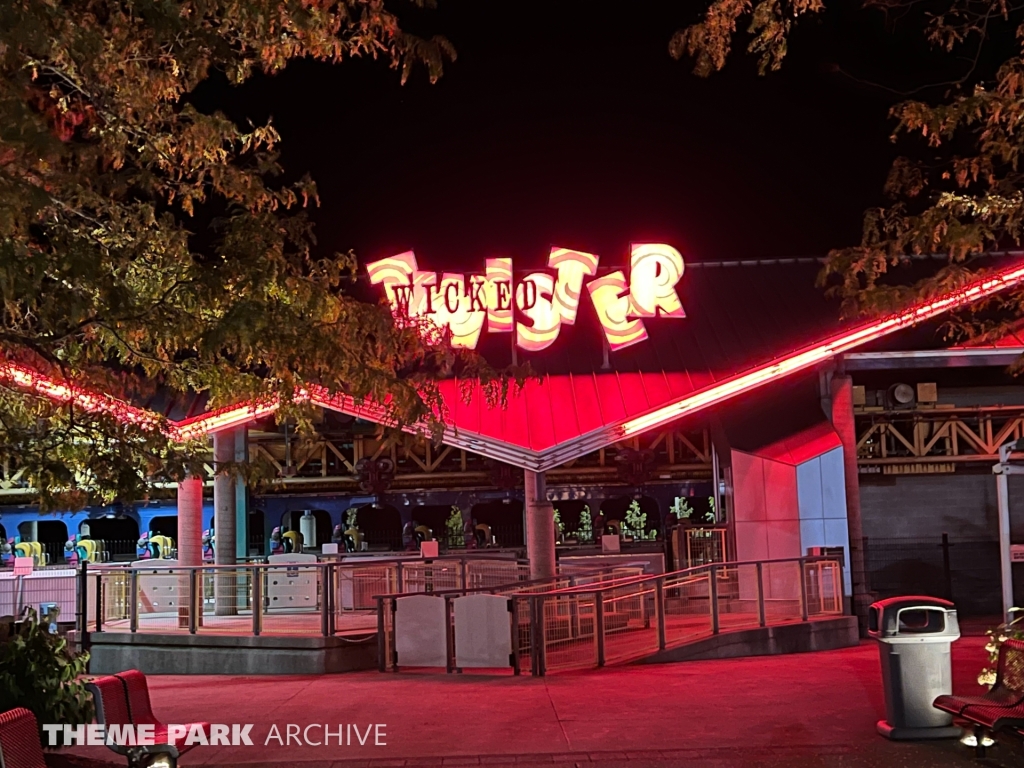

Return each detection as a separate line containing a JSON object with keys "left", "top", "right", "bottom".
{"left": 0, "top": 567, "right": 78, "bottom": 621}
{"left": 80, "top": 556, "right": 542, "bottom": 639}
{"left": 374, "top": 564, "right": 645, "bottom": 674}
{"left": 863, "top": 535, "right": 1001, "bottom": 617}
{"left": 520, "top": 557, "right": 843, "bottom": 675}
{"left": 376, "top": 556, "right": 844, "bottom": 676}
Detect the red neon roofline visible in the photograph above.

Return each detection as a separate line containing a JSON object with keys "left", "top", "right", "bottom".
{"left": 1, "top": 260, "right": 1023, "bottom": 469}
{"left": 614, "top": 262, "right": 1024, "bottom": 439}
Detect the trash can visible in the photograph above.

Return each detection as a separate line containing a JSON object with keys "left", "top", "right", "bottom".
{"left": 868, "top": 596, "right": 962, "bottom": 739}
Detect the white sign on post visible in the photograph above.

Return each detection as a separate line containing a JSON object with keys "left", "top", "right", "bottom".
{"left": 1011, "top": 545, "right": 1024, "bottom": 563}
{"left": 601, "top": 535, "right": 621, "bottom": 554}
{"left": 13, "top": 556, "right": 33, "bottom": 576}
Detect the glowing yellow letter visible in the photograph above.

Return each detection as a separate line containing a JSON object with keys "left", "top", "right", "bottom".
{"left": 516, "top": 273, "right": 562, "bottom": 352}
{"left": 548, "top": 248, "right": 599, "bottom": 325}
{"left": 588, "top": 272, "right": 648, "bottom": 351}
{"left": 628, "top": 243, "right": 685, "bottom": 318}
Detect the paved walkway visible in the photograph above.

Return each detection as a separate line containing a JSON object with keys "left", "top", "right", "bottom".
{"left": 63, "top": 636, "right": 1023, "bottom": 768}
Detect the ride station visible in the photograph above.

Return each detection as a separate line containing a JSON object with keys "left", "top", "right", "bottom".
{"left": 3, "top": 245, "right": 1024, "bottom": 675}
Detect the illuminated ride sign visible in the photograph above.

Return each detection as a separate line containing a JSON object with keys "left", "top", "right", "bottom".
{"left": 366, "top": 244, "right": 685, "bottom": 352}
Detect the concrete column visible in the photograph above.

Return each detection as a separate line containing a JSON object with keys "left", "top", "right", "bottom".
{"left": 830, "top": 374, "right": 871, "bottom": 631}
{"left": 177, "top": 476, "right": 204, "bottom": 567}
{"left": 525, "top": 470, "right": 556, "bottom": 580}
{"left": 996, "top": 468, "right": 1014, "bottom": 622}
{"left": 213, "top": 429, "right": 237, "bottom": 616}
{"left": 177, "top": 476, "right": 203, "bottom": 628}
{"left": 235, "top": 428, "right": 249, "bottom": 559}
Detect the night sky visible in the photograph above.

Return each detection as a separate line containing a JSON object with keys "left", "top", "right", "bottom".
{"left": 194, "top": 0, "right": 966, "bottom": 272}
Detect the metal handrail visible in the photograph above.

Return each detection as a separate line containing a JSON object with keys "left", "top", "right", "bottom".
{"left": 77, "top": 552, "right": 544, "bottom": 643}
{"left": 512, "top": 555, "right": 845, "bottom": 675}
{"left": 375, "top": 554, "right": 846, "bottom": 676}
{"left": 522, "top": 555, "right": 845, "bottom": 598}
{"left": 85, "top": 552, "right": 530, "bottom": 572}
{"left": 371, "top": 564, "right": 643, "bottom": 601}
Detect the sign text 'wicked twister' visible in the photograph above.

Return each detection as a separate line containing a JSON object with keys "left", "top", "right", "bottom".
{"left": 366, "top": 244, "right": 685, "bottom": 352}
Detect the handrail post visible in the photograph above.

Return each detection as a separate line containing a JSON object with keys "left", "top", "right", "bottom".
{"left": 655, "top": 579, "right": 666, "bottom": 651}
{"left": 595, "top": 592, "right": 606, "bottom": 667}
{"left": 837, "top": 558, "right": 846, "bottom": 614}
{"left": 396, "top": 561, "right": 404, "bottom": 593}
{"left": 252, "top": 565, "right": 263, "bottom": 636}
{"left": 532, "top": 597, "right": 547, "bottom": 677}
{"left": 78, "top": 561, "right": 90, "bottom": 655}
{"left": 376, "top": 597, "right": 386, "bottom": 672}
{"left": 95, "top": 570, "right": 104, "bottom": 633}
{"left": 510, "top": 597, "right": 521, "bottom": 676}
{"left": 328, "top": 563, "right": 336, "bottom": 635}
{"left": 445, "top": 596, "right": 454, "bottom": 674}
{"left": 129, "top": 569, "right": 139, "bottom": 633}
{"left": 320, "top": 564, "right": 330, "bottom": 637}
{"left": 756, "top": 561, "right": 766, "bottom": 627}
{"left": 709, "top": 565, "right": 719, "bottom": 634}
{"left": 799, "top": 558, "right": 809, "bottom": 621}
{"left": 188, "top": 567, "right": 198, "bottom": 634}
{"left": 391, "top": 599, "right": 399, "bottom": 672}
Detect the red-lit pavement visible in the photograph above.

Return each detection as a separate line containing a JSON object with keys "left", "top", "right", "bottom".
{"left": 61, "top": 636, "right": 1022, "bottom": 768}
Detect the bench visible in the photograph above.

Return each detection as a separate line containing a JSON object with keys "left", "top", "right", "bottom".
{"left": 0, "top": 707, "right": 47, "bottom": 768}
{"left": 933, "top": 636, "right": 1024, "bottom": 756}
{"left": 87, "top": 669, "right": 210, "bottom": 767}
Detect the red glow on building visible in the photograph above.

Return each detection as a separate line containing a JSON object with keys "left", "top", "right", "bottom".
{"left": 0, "top": 260, "right": 1022, "bottom": 467}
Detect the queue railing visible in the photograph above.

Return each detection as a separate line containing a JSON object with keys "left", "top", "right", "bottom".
{"left": 75, "top": 554, "right": 603, "bottom": 641}
{"left": 374, "top": 564, "right": 647, "bottom": 671}
{"left": 376, "top": 556, "right": 845, "bottom": 676}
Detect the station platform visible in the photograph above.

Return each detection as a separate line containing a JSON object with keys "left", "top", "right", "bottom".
{"left": 57, "top": 635, "right": 1021, "bottom": 768}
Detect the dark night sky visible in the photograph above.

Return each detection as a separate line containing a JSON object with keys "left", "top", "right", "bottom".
{"left": 194, "top": 0, "right": 960, "bottom": 272}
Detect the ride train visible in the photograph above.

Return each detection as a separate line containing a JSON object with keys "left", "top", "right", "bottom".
{"left": 0, "top": 490, "right": 479, "bottom": 566}
{"left": 0, "top": 482, "right": 618, "bottom": 566}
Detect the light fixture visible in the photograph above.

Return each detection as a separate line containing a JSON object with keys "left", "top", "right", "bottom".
{"left": 139, "top": 752, "right": 177, "bottom": 768}
{"left": 960, "top": 732, "right": 994, "bottom": 748}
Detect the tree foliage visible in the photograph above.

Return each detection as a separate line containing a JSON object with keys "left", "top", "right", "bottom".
{"left": 0, "top": 1, "right": 508, "bottom": 509}
{"left": 0, "top": 608, "right": 94, "bottom": 747}
{"left": 672, "top": 0, "right": 1024, "bottom": 338}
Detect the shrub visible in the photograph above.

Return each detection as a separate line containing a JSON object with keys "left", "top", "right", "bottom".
{"left": 0, "top": 607, "right": 94, "bottom": 747}
{"left": 979, "top": 612, "right": 1024, "bottom": 687}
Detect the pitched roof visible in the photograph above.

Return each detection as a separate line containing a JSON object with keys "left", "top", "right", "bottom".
{"left": 4, "top": 258, "right": 1024, "bottom": 470}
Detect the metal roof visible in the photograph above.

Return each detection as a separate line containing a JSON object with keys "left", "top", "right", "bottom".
{"left": 4, "top": 258, "right": 1024, "bottom": 471}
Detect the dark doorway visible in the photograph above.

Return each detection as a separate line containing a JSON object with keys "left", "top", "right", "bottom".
{"left": 352, "top": 505, "right": 402, "bottom": 551}
{"left": 19, "top": 520, "right": 69, "bottom": 565}
{"left": 81, "top": 517, "right": 140, "bottom": 562}
{"left": 409, "top": 505, "right": 456, "bottom": 542}
{"left": 249, "top": 510, "right": 266, "bottom": 555}
{"left": 148, "top": 516, "right": 178, "bottom": 540}
{"left": 470, "top": 500, "right": 524, "bottom": 548}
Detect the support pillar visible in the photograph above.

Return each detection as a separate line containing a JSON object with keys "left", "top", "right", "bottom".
{"left": 235, "top": 428, "right": 249, "bottom": 559}
{"left": 996, "top": 468, "right": 1014, "bottom": 622}
{"left": 177, "top": 476, "right": 203, "bottom": 628}
{"left": 213, "top": 429, "right": 238, "bottom": 616}
{"left": 525, "top": 470, "right": 556, "bottom": 580}
{"left": 830, "top": 373, "right": 871, "bottom": 631}
{"left": 178, "top": 476, "right": 203, "bottom": 567}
